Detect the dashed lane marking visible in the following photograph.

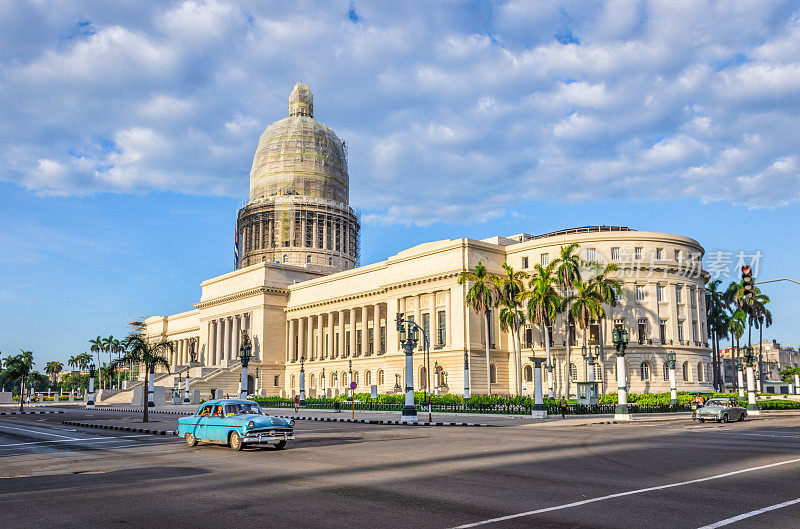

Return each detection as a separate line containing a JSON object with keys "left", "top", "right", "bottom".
{"left": 696, "top": 497, "right": 800, "bottom": 528}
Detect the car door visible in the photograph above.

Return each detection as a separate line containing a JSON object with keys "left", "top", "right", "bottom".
{"left": 192, "top": 404, "right": 213, "bottom": 440}
{"left": 205, "top": 404, "right": 227, "bottom": 442}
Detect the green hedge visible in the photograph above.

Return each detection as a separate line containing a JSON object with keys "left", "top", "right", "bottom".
{"left": 759, "top": 400, "right": 800, "bottom": 410}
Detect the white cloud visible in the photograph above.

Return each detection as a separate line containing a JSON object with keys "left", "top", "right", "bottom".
{"left": 1, "top": 0, "right": 799, "bottom": 224}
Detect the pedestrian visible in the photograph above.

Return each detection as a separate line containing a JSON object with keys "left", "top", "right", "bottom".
{"left": 294, "top": 394, "right": 300, "bottom": 412}
{"left": 334, "top": 399, "right": 341, "bottom": 413}
{"left": 560, "top": 397, "right": 568, "bottom": 419}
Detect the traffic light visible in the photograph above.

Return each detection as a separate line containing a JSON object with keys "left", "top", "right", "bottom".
{"left": 741, "top": 265, "right": 754, "bottom": 299}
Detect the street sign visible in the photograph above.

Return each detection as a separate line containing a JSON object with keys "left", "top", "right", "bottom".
{"left": 350, "top": 381, "right": 357, "bottom": 390}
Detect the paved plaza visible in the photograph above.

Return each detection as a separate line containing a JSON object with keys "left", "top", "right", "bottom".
{"left": 1, "top": 406, "right": 799, "bottom": 528}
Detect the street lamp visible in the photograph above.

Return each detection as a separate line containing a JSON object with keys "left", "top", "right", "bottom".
{"left": 299, "top": 356, "right": 306, "bottom": 404}
{"left": 238, "top": 330, "right": 252, "bottom": 400}
{"left": 528, "top": 356, "right": 547, "bottom": 418}
{"left": 545, "top": 360, "right": 555, "bottom": 399}
{"left": 611, "top": 327, "right": 630, "bottom": 420}
{"left": 581, "top": 345, "right": 598, "bottom": 383}
{"left": 736, "top": 355, "right": 746, "bottom": 398}
{"left": 87, "top": 363, "right": 96, "bottom": 409}
{"left": 397, "top": 313, "right": 418, "bottom": 423}
{"left": 666, "top": 351, "right": 678, "bottom": 405}
{"left": 743, "top": 346, "right": 760, "bottom": 415}
{"left": 321, "top": 367, "right": 326, "bottom": 398}
{"left": 184, "top": 371, "right": 191, "bottom": 403}
{"left": 348, "top": 359, "right": 353, "bottom": 400}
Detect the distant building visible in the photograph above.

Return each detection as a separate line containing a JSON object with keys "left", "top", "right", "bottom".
{"left": 720, "top": 340, "right": 799, "bottom": 388}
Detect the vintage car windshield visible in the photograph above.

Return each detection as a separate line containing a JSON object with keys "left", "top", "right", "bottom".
{"left": 706, "top": 399, "right": 728, "bottom": 407}
{"left": 224, "top": 403, "right": 264, "bottom": 416}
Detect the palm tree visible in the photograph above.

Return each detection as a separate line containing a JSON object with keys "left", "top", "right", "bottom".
{"left": 77, "top": 352, "right": 92, "bottom": 371}
{"left": 584, "top": 262, "right": 621, "bottom": 371}
{"left": 495, "top": 263, "right": 528, "bottom": 395}
{"left": 553, "top": 243, "right": 582, "bottom": 398}
{"left": 89, "top": 336, "right": 105, "bottom": 389}
{"left": 706, "top": 279, "right": 729, "bottom": 390}
{"left": 67, "top": 355, "right": 79, "bottom": 372}
{"left": 520, "top": 262, "right": 562, "bottom": 398}
{"left": 729, "top": 308, "right": 747, "bottom": 394}
{"left": 109, "top": 338, "right": 123, "bottom": 389}
{"left": 458, "top": 262, "right": 500, "bottom": 394}
{"left": 1, "top": 350, "right": 34, "bottom": 411}
{"left": 568, "top": 280, "right": 605, "bottom": 359}
{"left": 750, "top": 287, "right": 772, "bottom": 389}
{"left": 113, "top": 333, "right": 172, "bottom": 422}
{"left": 45, "top": 361, "right": 63, "bottom": 390}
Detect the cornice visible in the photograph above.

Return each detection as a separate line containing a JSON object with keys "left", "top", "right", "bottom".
{"left": 194, "top": 285, "right": 288, "bottom": 310}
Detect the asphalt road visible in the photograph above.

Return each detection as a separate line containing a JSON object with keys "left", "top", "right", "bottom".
{"left": 1, "top": 410, "right": 799, "bottom": 528}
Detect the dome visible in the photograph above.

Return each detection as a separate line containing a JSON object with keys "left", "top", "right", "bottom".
{"left": 248, "top": 83, "right": 349, "bottom": 205}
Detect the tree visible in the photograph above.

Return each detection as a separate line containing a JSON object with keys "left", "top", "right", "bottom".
{"left": 67, "top": 355, "right": 79, "bottom": 372}
{"left": 520, "top": 261, "right": 562, "bottom": 398}
{"left": 567, "top": 280, "right": 606, "bottom": 375}
{"left": 1, "top": 350, "right": 34, "bottom": 411}
{"left": 553, "top": 243, "right": 582, "bottom": 398}
{"left": 458, "top": 262, "right": 500, "bottom": 394}
{"left": 109, "top": 337, "right": 123, "bottom": 389}
{"left": 77, "top": 352, "right": 92, "bottom": 371}
{"left": 750, "top": 288, "right": 772, "bottom": 387}
{"left": 584, "top": 262, "right": 621, "bottom": 368}
{"left": 89, "top": 336, "right": 105, "bottom": 389}
{"left": 45, "top": 361, "right": 63, "bottom": 389}
{"left": 495, "top": 263, "right": 528, "bottom": 395}
{"left": 728, "top": 308, "right": 747, "bottom": 389}
{"left": 114, "top": 334, "right": 172, "bottom": 422}
{"left": 706, "top": 279, "right": 729, "bottom": 391}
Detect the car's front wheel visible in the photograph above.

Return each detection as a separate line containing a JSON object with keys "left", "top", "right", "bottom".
{"left": 274, "top": 440, "right": 286, "bottom": 450}
{"left": 699, "top": 418, "right": 705, "bottom": 423}
{"left": 740, "top": 412, "right": 746, "bottom": 421}
{"left": 185, "top": 433, "right": 198, "bottom": 447}
{"left": 230, "top": 431, "right": 244, "bottom": 451}
{"left": 722, "top": 414, "right": 729, "bottom": 423}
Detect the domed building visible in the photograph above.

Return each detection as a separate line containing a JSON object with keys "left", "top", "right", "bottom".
{"left": 120, "top": 83, "right": 715, "bottom": 410}
{"left": 236, "top": 82, "right": 360, "bottom": 272}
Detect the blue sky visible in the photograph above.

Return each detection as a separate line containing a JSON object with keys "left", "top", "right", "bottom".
{"left": 1, "top": 1, "right": 799, "bottom": 368}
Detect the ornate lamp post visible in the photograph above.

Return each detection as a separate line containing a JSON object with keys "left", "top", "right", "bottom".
{"left": 396, "top": 314, "right": 418, "bottom": 423}
{"left": 666, "top": 351, "right": 678, "bottom": 405}
{"left": 348, "top": 359, "right": 353, "bottom": 400}
{"left": 581, "top": 345, "right": 598, "bottom": 383}
{"left": 743, "top": 346, "right": 760, "bottom": 415}
{"left": 736, "top": 356, "right": 746, "bottom": 398}
{"left": 147, "top": 363, "right": 155, "bottom": 408}
{"left": 611, "top": 327, "right": 630, "bottom": 420}
{"left": 321, "top": 367, "right": 326, "bottom": 398}
{"left": 184, "top": 371, "right": 191, "bottom": 403}
{"left": 463, "top": 350, "right": 470, "bottom": 400}
{"left": 86, "top": 363, "right": 96, "bottom": 409}
{"left": 528, "top": 357, "right": 547, "bottom": 418}
{"left": 238, "top": 330, "right": 252, "bottom": 400}
{"left": 299, "top": 356, "right": 306, "bottom": 404}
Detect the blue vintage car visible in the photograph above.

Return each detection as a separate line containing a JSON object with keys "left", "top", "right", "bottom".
{"left": 177, "top": 399, "right": 295, "bottom": 451}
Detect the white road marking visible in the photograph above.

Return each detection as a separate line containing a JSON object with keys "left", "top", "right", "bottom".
{"left": 448, "top": 457, "right": 800, "bottom": 528}
{"left": 696, "top": 497, "right": 800, "bottom": 528}
{"left": 0, "top": 425, "right": 79, "bottom": 439}
{"left": 739, "top": 433, "right": 799, "bottom": 439}
{"left": 0, "top": 434, "right": 152, "bottom": 448}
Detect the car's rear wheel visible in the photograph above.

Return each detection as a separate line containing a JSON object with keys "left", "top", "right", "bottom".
{"left": 185, "top": 433, "right": 197, "bottom": 447}
{"left": 699, "top": 418, "right": 705, "bottom": 423}
{"left": 230, "top": 431, "right": 244, "bottom": 451}
{"left": 722, "top": 414, "right": 729, "bottom": 423}
{"left": 275, "top": 440, "right": 286, "bottom": 450}
{"left": 740, "top": 412, "right": 746, "bottom": 421}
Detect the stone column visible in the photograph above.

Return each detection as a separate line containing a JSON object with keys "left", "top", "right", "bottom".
{"left": 307, "top": 314, "right": 314, "bottom": 360}
{"left": 374, "top": 302, "right": 381, "bottom": 353}
{"left": 288, "top": 319, "right": 296, "bottom": 362}
{"left": 444, "top": 289, "right": 451, "bottom": 346}
{"left": 327, "top": 311, "right": 334, "bottom": 359}
{"left": 209, "top": 322, "right": 216, "bottom": 365}
{"left": 298, "top": 318, "right": 305, "bottom": 361}
{"left": 323, "top": 216, "right": 328, "bottom": 250}
{"left": 349, "top": 308, "right": 356, "bottom": 357}
{"left": 234, "top": 315, "right": 241, "bottom": 359}
{"left": 337, "top": 310, "right": 345, "bottom": 358}
{"left": 216, "top": 319, "right": 225, "bottom": 365}
{"left": 315, "top": 315, "right": 322, "bottom": 360}
{"left": 361, "top": 306, "right": 368, "bottom": 356}
{"left": 387, "top": 298, "right": 399, "bottom": 354}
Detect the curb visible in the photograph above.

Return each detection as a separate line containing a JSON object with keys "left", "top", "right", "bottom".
{"left": 62, "top": 420, "right": 177, "bottom": 436}
{"left": 83, "top": 407, "right": 493, "bottom": 427}
{"left": 273, "top": 415, "right": 494, "bottom": 427}
{"left": 0, "top": 410, "right": 65, "bottom": 415}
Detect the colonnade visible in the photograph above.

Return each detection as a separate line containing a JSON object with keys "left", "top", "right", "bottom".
{"left": 286, "top": 291, "right": 452, "bottom": 363}
{"left": 206, "top": 313, "right": 252, "bottom": 366}
{"left": 169, "top": 337, "right": 198, "bottom": 367}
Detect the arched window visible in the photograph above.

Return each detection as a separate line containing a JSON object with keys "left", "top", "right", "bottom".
{"left": 640, "top": 362, "right": 650, "bottom": 381}
{"left": 569, "top": 363, "right": 578, "bottom": 382}
{"left": 378, "top": 369, "right": 384, "bottom": 386}
{"left": 524, "top": 365, "right": 533, "bottom": 382}
{"left": 331, "top": 372, "right": 338, "bottom": 387}
{"left": 283, "top": 255, "right": 287, "bottom": 263}
{"left": 419, "top": 366, "right": 428, "bottom": 389}
{"left": 310, "top": 374, "right": 316, "bottom": 388}
{"left": 705, "top": 363, "right": 710, "bottom": 382}
{"left": 490, "top": 364, "right": 497, "bottom": 384}
{"left": 663, "top": 363, "right": 669, "bottom": 381}
{"left": 341, "top": 371, "right": 348, "bottom": 386}
{"left": 697, "top": 362, "right": 703, "bottom": 382}
{"left": 291, "top": 374, "right": 296, "bottom": 388}
{"left": 594, "top": 362, "right": 603, "bottom": 381}
{"left": 354, "top": 371, "right": 359, "bottom": 385}
{"left": 365, "top": 371, "right": 372, "bottom": 386}
{"left": 683, "top": 361, "right": 690, "bottom": 381}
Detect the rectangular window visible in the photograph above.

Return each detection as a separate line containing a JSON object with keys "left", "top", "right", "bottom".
{"left": 274, "top": 375, "right": 280, "bottom": 386}
{"left": 692, "top": 322, "right": 697, "bottom": 342}
{"left": 589, "top": 323, "right": 600, "bottom": 344}
{"left": 521, "top": 256, "right": 529, "bottom": 268}
{"left": 690, "top": 288, "right": 696, "bottom": 307}
{"left": 636, "top": 285, "right": 646, "bottom": 301}
{"left": 611, "top": 247, "right": 620, "bottom": 260}
{"left": 637, "top": 318, "right": 647, "bottom": 344}
{"left": 422, "top": 313, "right": 431, "bottom": 348}
{"left": 346, "top": 332, "right": 351, "bottom": 357}
{"left": 613, "top": 318, "right": 624, "bottom": 331}
{"left": 524, "top": 326, "right": 532, "bottom": 348}
{"left": 436, "top": 310, "right": 446, "bottom": 347}
{"left": 380, "top": 326, "right": 386, "bottom": 353}
{"left": 367, "top": 328, "right": 374, "bottom": 355}
{"left": 635, "top": 247, "right": 643, "bottom": 260}
{"left": 569, "top": 323, "right": 576, "bottom": 346}
{"left": 657, "top": 284, "right": 665, "bottom": 302}
{"left": 675, "top": 285, "right": 683, "bottom": 304}
{"left": 586, "top": 248, "right": 596, "bottom": 261}
{"left": 335, "top": 334, "right": 339, "bottom": 357}
{"left": 677, "top": 321, "right": 684, "bottom": 343}
{"left": 674, "top": 249, "right": 681, "bottom": 261}
{"left": 656, "top": 248, "right": 663, "bottom": 260}
{"left": 541, "top": 253, "right": 549, "bottom": 266}
{"left": 546, "top": 325, "right": 553, "bottom": 346}
{"left": 356, "top": 330, "right": 362, "bottom": 355}
{"left": 659, "top": 320, "right": 667, "bottom": 343}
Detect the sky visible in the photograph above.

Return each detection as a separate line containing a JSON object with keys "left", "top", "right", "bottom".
{"left": 1, "top": 0, "right": 800, "bottom": 369}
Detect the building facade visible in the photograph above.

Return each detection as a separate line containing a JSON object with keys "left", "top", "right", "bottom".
{"left": 132, "top": 84, "right": 714, "bottom": 402}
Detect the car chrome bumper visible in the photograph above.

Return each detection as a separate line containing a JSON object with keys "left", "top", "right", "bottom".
{"left": 241, "top": 433, "right": 294, "bottom": 444}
